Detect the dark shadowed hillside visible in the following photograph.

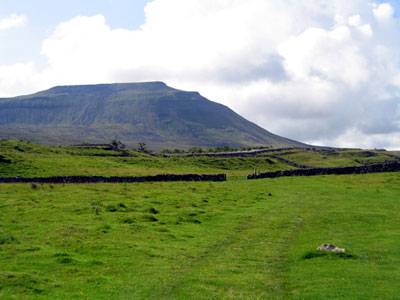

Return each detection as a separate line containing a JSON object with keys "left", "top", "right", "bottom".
{"left": 0, "top": 82, "right": 307, "bottom": 149}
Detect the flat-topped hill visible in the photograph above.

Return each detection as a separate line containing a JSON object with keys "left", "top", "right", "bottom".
{"left": 0, "top": 82, "right": 306, "bottom": 149}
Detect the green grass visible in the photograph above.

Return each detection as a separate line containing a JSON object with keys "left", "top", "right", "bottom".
{"left": 1, "top": 140, "right": 400, "bottom": 299}
{"left": 2, "top": 141, "right": 399, "bottom": 178}
{"left": 260, "top": 149, "right": 399, "bottom": 168}
{"left": 0, "top": 172, "right": 399, "bottom": 299}
{"left": 0, "top": 140, "right": 292, "bottom": 177}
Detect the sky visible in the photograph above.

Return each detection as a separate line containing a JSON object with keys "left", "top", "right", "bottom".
{"left": 1, "top": 0, "right": 400, "bottom": 149}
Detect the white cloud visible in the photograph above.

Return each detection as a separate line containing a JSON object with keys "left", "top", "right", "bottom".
{"left": 348, "top": 14, "right": 362, "bottom": 26}
{"left": 373, "top": 3, "right": 395, "bottom": 22}
{"left": 348, "top": 14, "right": 373, "bottom": 37}
{"left": 317, "top": 128, "right": 400, "bottom": 150}
{"left": 278, "top": 26, "right": 370, "bottom": 88}
{"left": 0, "top": 1, "right": 400, "bottom": 149}
{"left": 0, "top": 14, "right": 27, "bottom": 30}
{"left": 0, "top": 62, "right": 40, "bottom": 97}
{"left": 358, "top": 24, "right": 373, "bottom": 37}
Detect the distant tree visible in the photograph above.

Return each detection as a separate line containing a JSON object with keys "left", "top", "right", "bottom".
{"left": 110, "top": 140, "right": 126, "bottom": 151}
{"left": 137, "top": 142, "right": 151, "bottom": 153}
{"left": 111, "top": 139, "right": 118, "bottom": 148}
{"left": 160, "top": 149, "right": 172, "bottom": 154}
{"left": 160, "top": 148, "right": 185, "bottom": 154}
{"left": 188, "top": 147, "right": 203, "bottom": 153}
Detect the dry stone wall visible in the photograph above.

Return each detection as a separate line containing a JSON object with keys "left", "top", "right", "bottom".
{"left": 265, "top": 155, "right": 310, "bottom": 169}
{"left": 0, "top": 174, "right": 226, "bottom": 184}
{"left": 247, "top": 162, "right": 400, "bottom": 179}
{"left": 184, "top": 147, "right": 308, "bottom": 158}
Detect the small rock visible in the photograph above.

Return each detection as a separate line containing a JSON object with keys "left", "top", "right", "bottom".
{"left": 317, "top": 243, "right": 345, "bottom": 253}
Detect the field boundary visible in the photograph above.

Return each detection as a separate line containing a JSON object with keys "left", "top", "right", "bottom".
{"left": 264, "top": 155, "right": 310, "bottom": 169}
{"left": 247, "top": 162, "right": 400, "bottom": 179}
{"left": 178, "top": 147, "right": 330, "bottom": 158}
{"left": 0, "top": 173, "right": 227, "bottom": 183}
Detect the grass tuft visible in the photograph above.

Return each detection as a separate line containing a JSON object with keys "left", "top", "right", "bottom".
{"left": 0, "top": 233, "right": 19, "bottom": 245}
{"left": 142, "top": 215, "right": 158, "bottom": 222}
{"left": 148, "top": 207, "right": 160, "bottom": 214}
{"left": 57, "top": 257, "right": 74, "bottom": 264}
{"left": 121, "top": 217, "right": 135, "bottom": 224}
{"left": 106, "top": 205, "right": 118, "bottom": 212}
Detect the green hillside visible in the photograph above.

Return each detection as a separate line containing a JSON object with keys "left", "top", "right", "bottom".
{"left": 0, "top": 140, "right": 294, "bottom": 178}
{"left": 0, "top": 140, "right": 398, "bottom": 178}
{"left": 1, "top": 141, "right": 400, "bottom": 299}
{"left": 258, "top": 148, "right": 400, "bottom": 167}
{"left": 0, "top": 82, "right": 306, "bottom": 150}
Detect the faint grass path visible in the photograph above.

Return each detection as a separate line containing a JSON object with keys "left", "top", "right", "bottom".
{"left": 148, "top": 184, "right": 329, "bottom": 300}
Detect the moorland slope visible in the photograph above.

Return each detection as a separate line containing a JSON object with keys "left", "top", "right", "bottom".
{"left": 0, "top": 82, "right": 306, "bottom": 150}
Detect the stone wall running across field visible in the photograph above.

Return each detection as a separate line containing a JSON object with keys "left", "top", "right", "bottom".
{"left": 247, "top": 162, "right": 400, "bottom": 180}
{"left": 0, "top": 174, "right": 226, "bottom": 184}
{"left": 264, "top": 155, "right": 310, "bottom": 169}
{"left": 183, "top": 147, "right": 313, "bottom": 158}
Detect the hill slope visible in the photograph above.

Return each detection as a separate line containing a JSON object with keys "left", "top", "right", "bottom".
{"left": 0, "top": 82, "right": 306, "bottom": 149}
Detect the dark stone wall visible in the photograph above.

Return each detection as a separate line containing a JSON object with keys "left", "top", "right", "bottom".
{"left": 0, "top": 173, "right": 226, "bottom": 184}
{"left": 247, "top": 162, "right": 400, "bottom": 180}
{"left": 182, "top": 147, "right": 338, "bottom": 158}
{"left": 265, "top": 155, "right": 310, "bottom": 169}
{"left": 72, "top": 144, "right": 113, "bottom": 149}
{"left": 184, "top": 147, "right": 306, "bottom": 158}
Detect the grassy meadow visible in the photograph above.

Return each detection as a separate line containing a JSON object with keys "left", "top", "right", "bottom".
{"left": 260, "top": 148, "right": 400, "bottom": 168}
{"left": 0, "top": 141, "right": 293, "bottom": 178}
{"left": 1, "top": 140, "right": 400, "bottom": 299}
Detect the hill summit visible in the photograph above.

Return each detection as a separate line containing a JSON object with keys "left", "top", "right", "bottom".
{"left": 0, "top": 82, "right": 306, "bottom": 150}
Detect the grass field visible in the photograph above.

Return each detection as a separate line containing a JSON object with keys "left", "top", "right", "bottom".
{"left": 0, "top": 141, "right": 294, "bottom": 178}
{"left": 1, "top": 173, "right": 400, "bottom": 299}
{"left": 259, "top": 148, "right": 400, "bottom": 168}
{"left": 1, "top": 141, "right": 399, "bottom": 179}
{"left": 1, "top": 140, "right": 400, "bottom": 299}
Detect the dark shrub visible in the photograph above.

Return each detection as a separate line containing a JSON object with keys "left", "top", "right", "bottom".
{"left": 0, "top": 234, "right": 19, "bottom": 245}
{"left": 143, "top": 215, "right": 158, "bottom": 222}
{"left": 106, "top": 205, "right": 118, "bottom": 212}
{"left": 58, "top": 257, "right": 73, "bottom": 264}
{"left": 148, "top": 207, "right": 159, "bottom": 214}
{"left": 121, "top": 217, "right": 135, "bottom": 224}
